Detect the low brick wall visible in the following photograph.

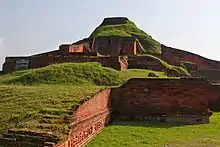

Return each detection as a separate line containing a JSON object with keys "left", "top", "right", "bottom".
{"left": 0, "top": 89, "right": 111, "bottom": 147}
{"left": 58, "top": 89, "right": 111, "bottom": 147}
{"left": 110, "top": 78, "right": 216, "bottom": 124}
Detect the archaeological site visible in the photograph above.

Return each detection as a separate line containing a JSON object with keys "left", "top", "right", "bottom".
{"left": 1, "top": 17, "right": 220, "bottom": 147}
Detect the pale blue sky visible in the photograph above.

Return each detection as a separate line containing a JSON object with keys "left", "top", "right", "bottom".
{"left": 0, "top": 0, "right": 220, "bottom": 70}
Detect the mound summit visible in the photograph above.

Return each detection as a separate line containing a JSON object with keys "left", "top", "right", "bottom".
{"left": 90, "top": 17, "right": 161, "bottom": 54}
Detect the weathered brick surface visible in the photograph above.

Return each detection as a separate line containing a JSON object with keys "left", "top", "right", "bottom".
{"left": 111, "top": 78, "right": 217, "bottom": 124}
{"left": 92, "top": 36, "right": 142, "bottom": 56}
{"left": 58, "top": 89, "right": 111, "bottom": 147}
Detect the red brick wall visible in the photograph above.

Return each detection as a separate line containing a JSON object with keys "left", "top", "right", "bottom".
{"left": 94, "top": 37, "right": 136, "bottom": 56}
{"left": 3, "top": 55, "right": 124, "bottom": 73}
{"left": 94, "top": 37, "right": 121, "bottom": 56}
{"left": 121, "top": 39, "right": 136, "bottom": 56}
{"left": 161, "top": 45, "right": 220, "bottom": 69}
{"left": 111, "top": 78, "right": 218, "bottom": 121}
{"left": 58, "top": 89, "right": 111, "bottom": 147}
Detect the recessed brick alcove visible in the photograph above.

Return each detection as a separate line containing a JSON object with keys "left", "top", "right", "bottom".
{"left": 1, "top": 78, "right": 220, "bottom": 147}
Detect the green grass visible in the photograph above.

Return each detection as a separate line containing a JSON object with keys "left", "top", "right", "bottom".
{"left": 119, "top": 69, "right": 166, "bottom": 79}
{"left": 90, "top": 19, "right": 161, "bottom": 54}
{"left": 87, "top": 113, "right": 220, "bottom": 147}
{"left": 0, "top": 62, "right": 166, "bottom": 85}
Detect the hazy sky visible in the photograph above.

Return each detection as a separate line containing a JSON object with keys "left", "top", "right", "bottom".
{"left": 0, "top": 0, "right": 220, "bottom": 70}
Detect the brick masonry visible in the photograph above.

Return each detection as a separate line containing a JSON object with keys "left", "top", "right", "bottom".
{"left": 57, "top": 89, "right": 111, "bottom": 147}
{"left": 110, "top": 78, "right": 217, "bottom": 124}
{"left": 92, "top": 36, "right": 142, "bottom": 56}
{"left": 2, "top": 55, "right": 127, "bottom": 73}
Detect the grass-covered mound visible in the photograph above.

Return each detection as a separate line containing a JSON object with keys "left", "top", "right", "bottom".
{"left": 0, "top": 62, "right": 166, "bottom": 85}
{"left": 88, "top": 113, "right": 220, "bottom": 147}
{"left": 90, "top": 17, "right": 161, "bottom": 54}
{"left": 0, "top": 62, "right": 123, "bottom": 86}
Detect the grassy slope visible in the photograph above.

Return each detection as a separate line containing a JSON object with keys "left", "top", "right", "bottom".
{"left": 87, "top": 113, "right": 220, "bottom": 147}
{"left": 90, "top": 20, "right": 161, "bottom": 54}
{"left": 0, "top": 62, "right": 166, "bottom": 142}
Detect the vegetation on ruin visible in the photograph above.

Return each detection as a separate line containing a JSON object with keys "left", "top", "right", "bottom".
{"left": 141, "top": 54, "right": 190, "bottom": 76}
{"left": 180, "top": 61, "right": 196, "bottom": 65}
{"left": 88, "top": 112, "right": 220, "bottom": 147}
{"left": 90, "top": 19, "right": 161, "bottom": 54}
{"left": 180, "top": 61, "right": 197, "bottom": 70}
{"left": 0, "top": 62, "right": 166, "bottom": 85}
{"left": 0, "top": 62, "right": 166, "bottom": 142}
{"left": 0, "top": 62, "right": 218, "bottom": 146}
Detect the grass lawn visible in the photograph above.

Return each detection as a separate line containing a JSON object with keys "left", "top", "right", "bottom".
{"left": 87, "top": 113, "right": 220, "bottom": 147}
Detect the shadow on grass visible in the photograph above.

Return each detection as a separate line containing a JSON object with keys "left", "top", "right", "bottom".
{"left": 108, "top": 120, "right": 188, "bottom": 128}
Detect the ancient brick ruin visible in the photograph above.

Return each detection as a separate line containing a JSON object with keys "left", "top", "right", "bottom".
{"left": 160, "top": 45, "right": 220, "bottom": 82}
{"left": 1, "top": 17, "right": 220, "bottom": 146}
{"left": 111, "top": 78, "right": 217, "bottom": 124}
{"left": 2, "top": 17, "right": 220, "bottom": 83}
{"left": 3, "top": 37, "right": 220, "bottom": 83}
{"left": 92, "top": 36, "right": 143, "bottom": 56}
{"left": 1, "top": 78, "right": 219, "bottom": 147}
{"left": 2, "top": 35, "right": 144, "bottom": 73}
